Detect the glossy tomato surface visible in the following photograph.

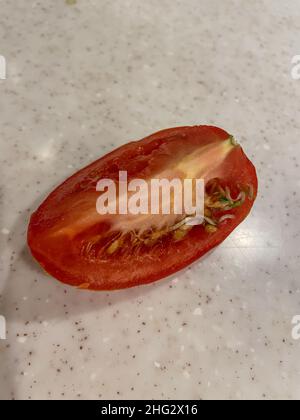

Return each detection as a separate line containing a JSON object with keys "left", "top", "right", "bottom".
{"left": 28, "top": 126, "right": 258, "bottom": 290}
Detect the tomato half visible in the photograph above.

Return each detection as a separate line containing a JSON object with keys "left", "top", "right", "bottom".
{"left": 27, "top": 126, "right": 258, "bottom": 290}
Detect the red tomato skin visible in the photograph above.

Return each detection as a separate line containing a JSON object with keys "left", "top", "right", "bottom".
{"left": 28, "top": 126, "right": 258, "bottom": 291}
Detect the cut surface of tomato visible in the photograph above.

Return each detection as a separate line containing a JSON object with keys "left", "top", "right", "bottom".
{"left": 27, "top": 126, "right": 258, "bottom": 290}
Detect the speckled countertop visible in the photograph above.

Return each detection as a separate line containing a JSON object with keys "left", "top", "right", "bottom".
{"left": 1, "top": 0, "right": 300, "bottom": 400}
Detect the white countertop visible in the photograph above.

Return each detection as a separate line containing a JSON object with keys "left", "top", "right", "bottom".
{"left": 1, "top": 0, "right": 300, "bottom": 400}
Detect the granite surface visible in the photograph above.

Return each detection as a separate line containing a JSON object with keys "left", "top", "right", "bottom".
{"left": 1, "top": 0, "right": 300, "bottom": 400}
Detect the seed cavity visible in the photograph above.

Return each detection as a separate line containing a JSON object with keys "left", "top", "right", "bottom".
{"left": 81, "top": 180, "right": 253, "bottom": 257}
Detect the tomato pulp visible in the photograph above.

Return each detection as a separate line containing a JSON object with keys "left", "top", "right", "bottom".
{"left": 28, "top": 126, "right": 258, "bottom": 290}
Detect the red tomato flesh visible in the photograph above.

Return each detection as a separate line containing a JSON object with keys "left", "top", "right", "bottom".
{"left": 27, "top": 126, "right": 258, "bottom": 290}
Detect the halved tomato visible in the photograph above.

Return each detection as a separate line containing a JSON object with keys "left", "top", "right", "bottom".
{"left": 27, "top": 126, "right": 258, "bottom": 290}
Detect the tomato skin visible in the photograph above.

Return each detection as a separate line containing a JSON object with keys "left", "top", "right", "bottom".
{"left": 27, "top": 126, "right": 258, "bottom": 291}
